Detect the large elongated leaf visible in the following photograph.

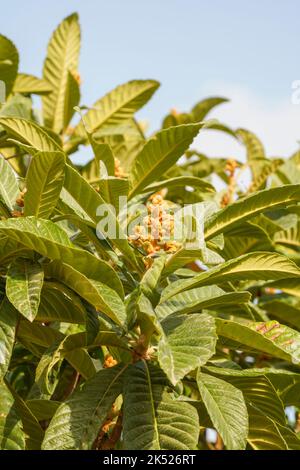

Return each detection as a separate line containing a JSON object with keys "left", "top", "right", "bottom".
{"left": 6, "top": 259, "right": 44, "bottom": 322}
{"left": 6, "top": 382, "right": 44, "bottom": 450}
{"left": 64, "top": 164, "right": 138, "bottom": 268}
{"left": 123, "top": 361, "right": 199, "bottom": 450}
{"left": 0, "top": 35, "right": 19, "bottom": 96}
{"left": 0, "top": 116, "right": 61, "bottom": 152}
{"left": 216, "top": 317, "right": 300, "bottom": 364}
{"left": 45, "top": 261, "right": 126, "bottom": 325}
{"left": 205, "top": 366, "right": 286, "bottom": 425}
{"left": 24, "top": 151, "right": 65, "bottom": 218}
{"left": 0, "top": 298, "right": 18, "bottom": 378}
{"left": 205, "top": 184, "right": 300, "bottom": 240}
{"left": 74, "top": 79, "right": 159, "bottom": 138}
{"left": 42, "top": 364, "right": 126, "bottom": 449}
{"left": 0, "top": 155, "right": 19, "bottom": 211}
{"left": 0, "top": 381, "right": 25, "bottom": 450}
{"left": 197, "top": 371, "right": 248, "bottom": 450}
{"left": 13, "top": 73, "right": 52, "bottom": 95}
{"left": 161, "top": 252, "right": 300, "bottom": 301}
{"left": 37, "top": 281, "right": 86, "bottom": 324}
{"left": 0, "top": 217, "right": 123, "bottom": 297}
{"left": 42, "top": 13, "right": 80, "bottom": 133}
{"left": 157, "top": 285, "right": 251, "bottom": 320}
{"left": 158, "top": 313, "right": 216, "bottom": 385}
{"left": 129, "top": 124, "right": 203, "bottom": 198}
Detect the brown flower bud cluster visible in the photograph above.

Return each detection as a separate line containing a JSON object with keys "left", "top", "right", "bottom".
{"left": 114, "top": 158, "right": 126, "bottom": 178}
{"left": 103, "top": 354, "right": 118, "bottom": 369}
{"left": 221, "top": 159, "right": 238, "bottom": 208}
{"left": 12, "top": 188, "right": 27, "bottom": 218}
{"left": 129, "top": 193, "right": 181, "bottom": 256}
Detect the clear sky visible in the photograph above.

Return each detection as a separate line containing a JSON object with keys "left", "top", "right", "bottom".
{"left": 2, "top": 0, "right": 300, "bottom": 159}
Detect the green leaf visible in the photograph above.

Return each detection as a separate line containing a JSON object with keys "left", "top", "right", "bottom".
{"left": 6, "top": 259, "right": 44, "bottom": 322}
{"left": 0, "top": 381, "right": 25, "bottom": 450}
{"left": 161, "top": 252, "right": 300, "bottom": 301}
{"left": 0, "top": 35, "right": 19, "bottom": 97}
{"left": 129, "top": 124, "right": 203, "bottom": 198}
{"left": 0, "top": 155, "right": 19, "bottom": 211}
{"left": 36, "top": 333, "right": 96, "bottom": 393}
{"left": 247, "top": 406, "right": 287, "bottom": 450}
{"left": 204, "top": 366, "right": 286, "bottom": 425}
{"left": 142, "top": 176, "right": 215, "bottom": 195}
{"left": 197, "top": 371, "right": 248, "bottom": 450}
{"left": 6, "top": 381, "right": 44, "bottom": 449}
{"left": 74, "top": 79, "right": 159, "bottom": 138}
{"left": 24, "top": 151, "right": 65, "bottom": 218}
{"left": 45, "top": 261, "right": 126, "bottom": 326}
{"left": 42, "top": 364, "right": 126, "bottom": 449}
{"left": 123, "top": 361, "right": 199, "bottom": 450}
{"left": 158, "top": 313, "right": 216, "bottom": 385}
{"left": 260, "top": 297, "right": 300, "bottom": 330}
{"left": 157, "top": 285, "right": 251, "bottom": 320}
{"left": 0, "top": 116, "right": 62, "bottom": 152}
{"left": 37, "top": 282, "right": 86, "bottom": 324}
{"left": 205, "top": 184, "right": 300, "bottom": 240}
{"left": 0, "top": 217, "right": 123, "bottom": 298}
{"left": 0, "top": 298, "right": 18, "bottom": 378}
{"left": 42, "top": 13, "right": 81, "bottom": 133}
{"left": 216, "top": 317, "right": 300, "bottom": 364}
{"left": 13, "top": 73, "right": 52, "bottom": 95}
{"left": 63, "top": 70, "right": 80, "bottom": 131}
{"left": 64, "top": 164, "right": 138, "bottom": 268}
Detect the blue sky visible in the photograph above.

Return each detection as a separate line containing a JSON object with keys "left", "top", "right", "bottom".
{"left": 2, "top": 0, "right": 300, "bottom": 158}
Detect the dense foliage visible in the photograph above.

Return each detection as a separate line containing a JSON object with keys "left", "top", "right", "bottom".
{"left": 1, "top": 13, "right": 300, "bottom": 450}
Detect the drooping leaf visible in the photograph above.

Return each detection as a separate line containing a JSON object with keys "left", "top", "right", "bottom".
{"left": 0, "top": 116, "right": 61, "bottom": 152}
{"left": 197, "top": 371, "right": 248, "bottom": 450}
{"left": 205, "top": 185, "right": 300, "bottom": 240}
{"left": 216, "top": 317, "right": 300, "bottom": 364}
{"left": 161, "top": 252, "right": 300, "bottom": 301}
